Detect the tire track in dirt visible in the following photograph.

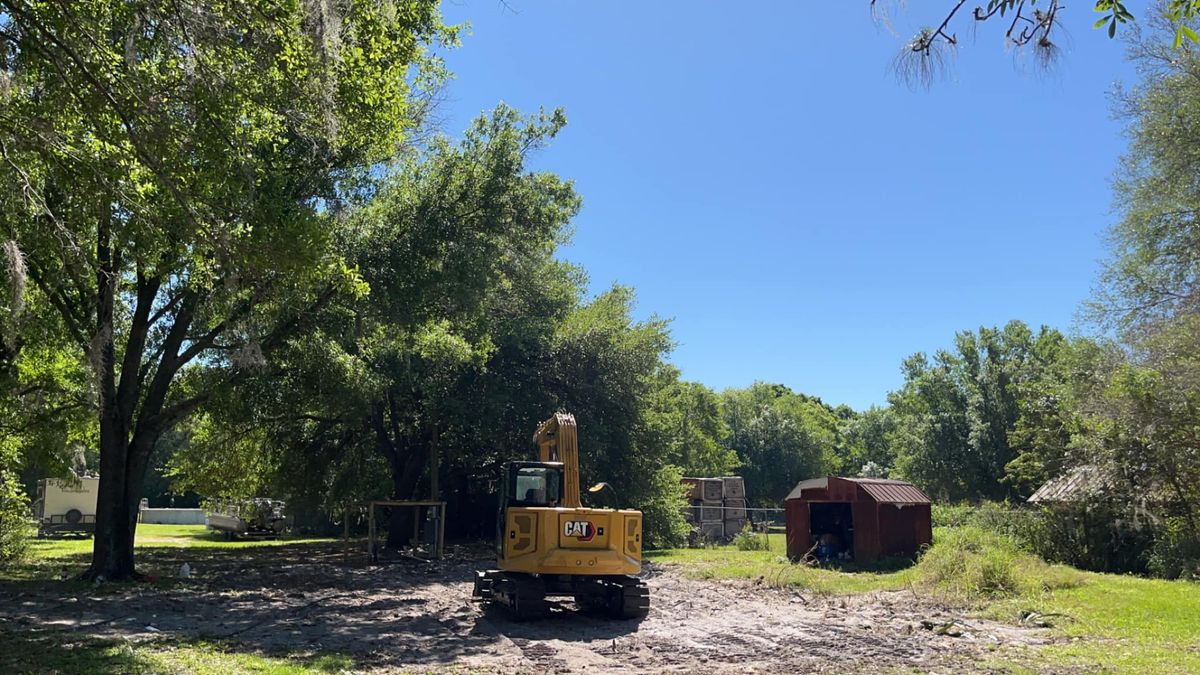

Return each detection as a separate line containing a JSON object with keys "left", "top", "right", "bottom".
{"left": 0, "top": 545, "right": 1056, "bottom": 673}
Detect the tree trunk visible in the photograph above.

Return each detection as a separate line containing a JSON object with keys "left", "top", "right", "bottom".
{"left": 89, "top": 429, "right": 137, "bottom": 580}
{"left": 384, "top": 438, "right": 429, "bottom": 549}
{"left": 85, "top": 216, "right": 139, "bottom": 580}
{"left": 82, "top": 220, "right": 175, "bottom": 581}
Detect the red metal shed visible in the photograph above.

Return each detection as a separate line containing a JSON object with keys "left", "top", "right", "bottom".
{"left": 785, "top": 476, "right": 932, "bottom": 563}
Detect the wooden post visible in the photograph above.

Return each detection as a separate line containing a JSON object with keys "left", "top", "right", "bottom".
{"left": 430, "top": 425, "right": 440, "bottom": 500}
{"left": 368, "top": 502, "right": 376, "bottom": 563}
{"left": 342, "top": 504, "right": 350, "bottom": 563}
{"left": 437, "top": 502, "right": 446, "bottom": 559}
{"left": 411, "top": 503, "right": 420, "bottom": 545}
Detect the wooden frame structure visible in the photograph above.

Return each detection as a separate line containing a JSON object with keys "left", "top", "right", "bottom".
{"left": 360, "top": 500, "right": 447, "bottom": 562}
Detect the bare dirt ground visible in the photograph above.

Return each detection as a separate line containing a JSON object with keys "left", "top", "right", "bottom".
{"left": 0, "top": 543, "right": 1055, "bottom": 673}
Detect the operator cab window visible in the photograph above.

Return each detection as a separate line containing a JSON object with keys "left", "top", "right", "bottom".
{"left": 512, "top": 467, "right": 562, "bottom": 507}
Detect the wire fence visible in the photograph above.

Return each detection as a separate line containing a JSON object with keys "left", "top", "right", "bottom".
{"left": 682, "top": 505, "right": 786, "bottom": 533}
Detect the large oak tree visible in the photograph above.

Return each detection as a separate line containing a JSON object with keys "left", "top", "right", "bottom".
{"left": 0, "top": 0, "right": 450, "bottom": 579}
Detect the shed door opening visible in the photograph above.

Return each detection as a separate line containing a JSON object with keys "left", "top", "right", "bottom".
{"left": 810, "top": 502, "right": 853, "bottom": 561}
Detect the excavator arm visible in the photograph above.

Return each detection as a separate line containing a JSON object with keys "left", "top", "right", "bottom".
{"left": 533, "top": 412, "right": 581, "bottom": 508}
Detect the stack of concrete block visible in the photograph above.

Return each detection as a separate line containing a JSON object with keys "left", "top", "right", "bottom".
{"left": 682, "top": 475, "right": 750, "bottom": 541}
{"left": 682, "top": 477, "right": 723, "bottom": 524}
{"left": 721, "top": 476, "right": 748, "bottom": 537}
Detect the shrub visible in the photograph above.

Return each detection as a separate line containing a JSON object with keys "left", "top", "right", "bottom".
{"left": 731, "top": 523, "right": 770, "bottom": 551}
{"left": 931, "top": 503, "right": 976, "bottom": 528}
{"left": 639, "top": 464, "right": 690, "bottom": 550}
{"left": 1147, "top": 517, "right": 1200, "bottom": 580}
{"left": 0, "top": 467, "right": 33, "bottom": 566}
{"left": 1032, "top": 502, "right": 1157, "bottom": 575}
{"left": 938, "top": 501, "right": 1157, "bottom": 576}
{"left": 915, "top": 526, "right": 1081, "bottom": 603}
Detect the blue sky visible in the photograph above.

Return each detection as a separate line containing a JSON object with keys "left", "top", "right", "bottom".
{"left": 436, "top": 1, "right": 1139, "bottom": 410}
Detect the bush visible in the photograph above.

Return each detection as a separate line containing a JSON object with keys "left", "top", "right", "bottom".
{"left": 731, "top": 523, "right": 770, "bottom": 551}
{"left": 915, "top": 526, "right": 1081, "bottom": 602}
{"left": 937, "top": 501, "right": 1157, "bottom": 576}
{"left": 1148, "top": 517, "right": 1200, "bottom": 580}
{"left": 639, "top": 464, "right": 690, "bottom": 550}
{"left": 1031, "top": 502, "right": 1157, "bottom": 575}
{"left": 931, "top": 503, "right": 976, "bottom": 529}
{"left": 0, "top": 467, "right": 33, "bottom": 566}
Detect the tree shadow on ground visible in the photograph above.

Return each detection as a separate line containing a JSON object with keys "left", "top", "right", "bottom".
{"left": 0, "top": 541, "right": 645, "bottom": 671}
{"left": 0, "top": 623, "right": 156, "bottom": 675}
{"left": 0, "top": 623, "right": 356, "bottom": 675}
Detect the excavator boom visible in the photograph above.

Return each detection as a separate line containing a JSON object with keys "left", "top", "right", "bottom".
{"left": 533, "top": 412, "right": 581, "bottom": 508}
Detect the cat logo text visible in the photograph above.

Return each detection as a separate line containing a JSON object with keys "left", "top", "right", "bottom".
{"left": 563, "top": 520, "right": 596, "bottom": 542}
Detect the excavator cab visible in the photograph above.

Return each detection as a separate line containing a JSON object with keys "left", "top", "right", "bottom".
{"left": 496, "top": 461, "right": 564, "bottom": 557}
{"left": 502, "top": 462, "right": 564, "bottom": 508}
{"left": 474, "top": 413, "right": 649, "bottom": 620}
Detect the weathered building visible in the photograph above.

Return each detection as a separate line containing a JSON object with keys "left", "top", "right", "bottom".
{"left": 785, "top": 476, "right": 932, "bottom": 563}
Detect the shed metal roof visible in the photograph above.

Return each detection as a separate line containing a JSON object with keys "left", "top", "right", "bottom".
{"left": 847, "top": 478, "right": 931, "bottom": 505}
{"left": 1028, "top": 465, "right": 1110, "bottom": 503}
{"left": 784, "top": 477, "right": 828, "bottom": 501}
{"left": 784, "top": 476, "right": 931, "bottom": 505}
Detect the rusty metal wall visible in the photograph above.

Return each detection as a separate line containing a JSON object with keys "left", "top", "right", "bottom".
{"left": 785, "top": 476, "right": 933, "bottom": 564}
{"left": 785, "top": 499, "right": 809, "bottom": 561}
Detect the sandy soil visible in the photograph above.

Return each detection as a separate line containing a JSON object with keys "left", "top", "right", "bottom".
{"left": 0, "top": 543, "right": 1056, "bottom": 673}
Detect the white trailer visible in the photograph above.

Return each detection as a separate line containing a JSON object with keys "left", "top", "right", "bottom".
{"left": 32, "top": 477, "right": 99, "bottom": 535}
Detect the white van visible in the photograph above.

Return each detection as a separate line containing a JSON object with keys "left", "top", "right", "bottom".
{"left": 32, "top": 476, "right": 99, "bottom": 535}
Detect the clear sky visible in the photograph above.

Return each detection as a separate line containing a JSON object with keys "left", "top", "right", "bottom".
{"left": 435, "top": 1, "right": 1139, "bottom": 410}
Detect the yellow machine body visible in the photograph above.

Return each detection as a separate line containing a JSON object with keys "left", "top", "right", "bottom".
{"left": 473, "top": 412, "right": 649, "bottom": 619}
{"left": 500, "top": 506, "right": 642, "bottom": 575}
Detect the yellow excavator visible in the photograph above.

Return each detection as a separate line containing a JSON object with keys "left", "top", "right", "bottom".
{"left": 472, "top": 412, "right": 649, "bottom": 620}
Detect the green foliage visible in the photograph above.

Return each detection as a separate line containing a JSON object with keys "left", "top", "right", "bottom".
{"left": 0, "top": 0, "right": 454, "bottom": 576}
{"left": 644, "top": 368, "right": 736, "bottom": 477}
{"left": 937, "top": 502, "right": 1159, "bottom": 576}
{"left": 1148, "top": 517, "right": 1200, "bottom": 580}
{"left": 840, "top": 405, "right": 897, "bottom": 477}
{"left": 637, "top": 465, "right": 690, "bottom": 550}
{"left": 731, "top": 523, "right": 771, "bottom": 551}
{"left": 930, "top": 503, "right": 977, "bottom": 529}
{"left": 888, "top": 322, "right": 1084, "bottom": 502}
{"left": 914, "top": 526, "right": 1082, "bottom": 602}
{"left": 0, "top": 441, "right": 33, "bottom": 566}
{"left": 177, "top": 105, "right": 585, "bottom": 510}
{"left": 721, "top": 383, "right": 840, "bottom": 505}
{"left": 1095, "top": 39, "right": 1200, "bottom": 331}
{"left": 167, "top": 423, "right": 273, "bottom": 502}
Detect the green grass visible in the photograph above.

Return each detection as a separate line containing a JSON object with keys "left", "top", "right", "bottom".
{"left": 991, "top": 573, "right": 1200, "bottom": 673}
{"left": 0, "top": 628, "right": 356, "bottom": 675}
{"left": 3, "top": 526, "right": 352, "bottom": 674}
{"left": 913, "top": 526, "right": 1084, "bottom": 603}
{"left": 3, "top": 524, "right": 339, "bottom": 585}
{"left": 649, "top": 532, "right": 914, "bottom": 594}
{"left": 142, "top": 640, "right": 355, "bottom": 674}
{"left": 28, "top": 524, "right": 334, "bottom": 559}
{"left": 654, "top": 529, "right": 1200, "bottom": 673}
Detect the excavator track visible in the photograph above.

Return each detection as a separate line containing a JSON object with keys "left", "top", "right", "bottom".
{"left": 573, "top": 575, "right": 649, "bottom": 619}
{"left": 616, "top": 576, "right": 650, "bottom": 619}
{"left": 475, "top": 571, "right": 649, "bottom": 620}
{"left": 477, "top": 572, "right": 548, "bottom": 620}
